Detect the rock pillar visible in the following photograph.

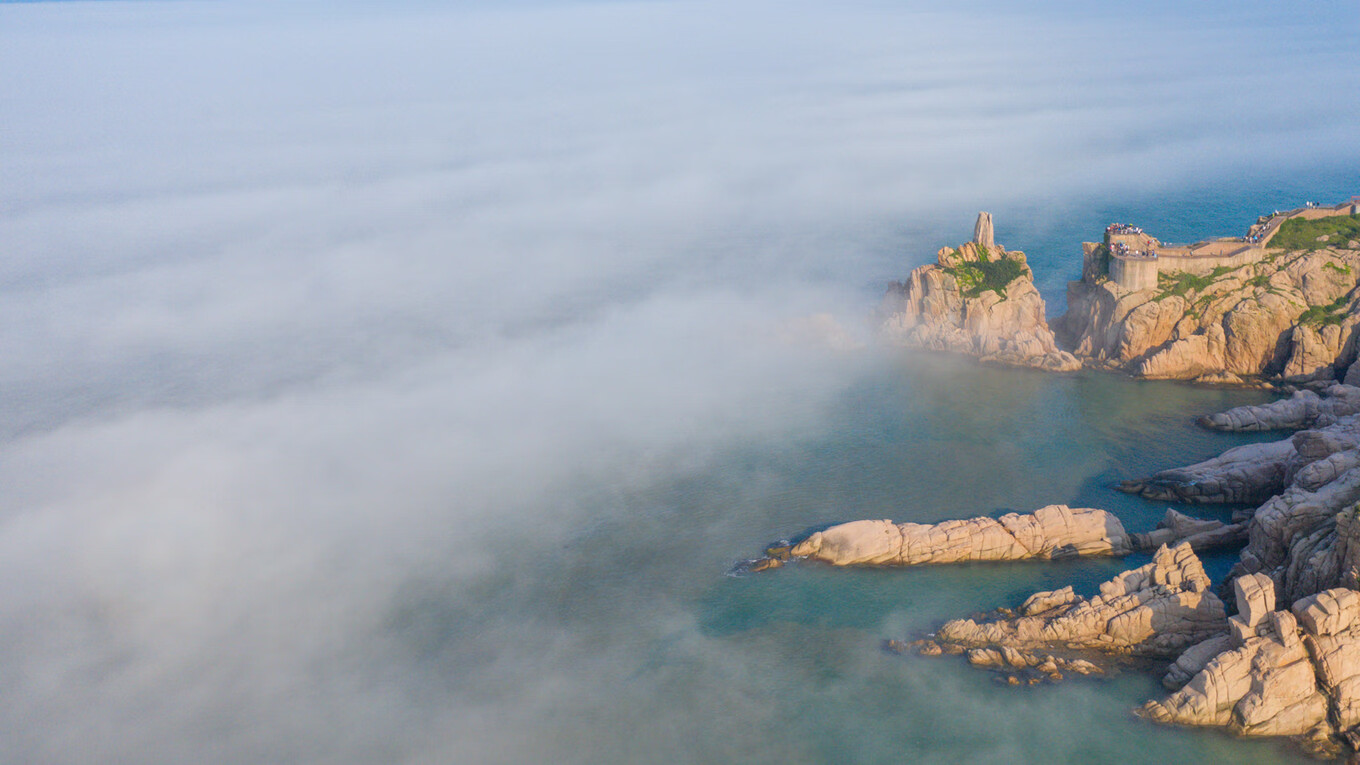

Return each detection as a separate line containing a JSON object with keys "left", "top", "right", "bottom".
{"left": 973, "top": 212, "right": 995, "bottom": 249}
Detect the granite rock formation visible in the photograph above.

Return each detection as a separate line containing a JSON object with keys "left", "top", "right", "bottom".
{"left": 1142, "top": 582, "right": 1360, "bottom": 756}
{"left": 747, "top": 506, "right": 1241, "bottom": 573}
{"left": 1199, "top": 384, "right": 1360, "bottom": 432}
{"left": 1118, "top": 438, "right": 1297, "bottom": 505}
{"left": 879, "top": 213, "right": 1081, "bottom": 372}
{"left": 1057, "top": 242, "right": 1360, "bottom": 382}
{"left": 973, "top": 210, "right": 995, "bottom": 249}
{"left": 930, "top": 542, "right": 1227, "bottom": 666}
{"left": 1121, "top": 412, "right": 1360, "bottom": 607}
{"left": 787, "top": 505, "right": 1131, "bottom": 566}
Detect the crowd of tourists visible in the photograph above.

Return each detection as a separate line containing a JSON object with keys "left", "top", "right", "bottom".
{"left": 1110, "top": 241, "right": 1157, "bottom": 259}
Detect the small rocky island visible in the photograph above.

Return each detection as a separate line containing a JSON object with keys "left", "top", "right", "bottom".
{"left": 880, "top": 212, "right": 1082, "bottom": 372}
{"left": 883, "top": 200, "right": 1360, "bottom": 384}
{"left": 747, "top": 199, "right": 1360, "bottom": 759}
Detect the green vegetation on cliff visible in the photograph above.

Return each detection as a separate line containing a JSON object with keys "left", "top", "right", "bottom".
{"left": 1297, "top": 295, "right": 1351, "bottom": 327}
{"left": 946, "top": 255, "right": 1029, "bottom": 299}
{"left": 1270, "top": 214, "right": 1360, "bottom": 252}
{"left": 1154, "top": 268, "right": 1231, "bottom": 301}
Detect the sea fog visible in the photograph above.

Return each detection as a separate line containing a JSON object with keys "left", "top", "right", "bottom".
{"left": 2, "top": 1, "right": 1359, "bottom": 763}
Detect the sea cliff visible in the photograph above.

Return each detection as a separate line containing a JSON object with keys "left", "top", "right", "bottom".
{"left": 881, "top": 201, "right": 1360, "bottom": 385}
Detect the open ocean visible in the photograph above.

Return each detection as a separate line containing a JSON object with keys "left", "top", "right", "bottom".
{"left": 2, "top": 2, "right": 1359, "bottom": 763}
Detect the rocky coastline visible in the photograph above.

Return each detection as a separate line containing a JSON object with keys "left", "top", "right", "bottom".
{"left": 742, "top": 383, "right": 1360, "bottom": 755}
{"left": 740, "top": 201, "right": 1360, "bottom": 757}
{"left": 882, "top": 202, "right": 1360, "bottom": 386}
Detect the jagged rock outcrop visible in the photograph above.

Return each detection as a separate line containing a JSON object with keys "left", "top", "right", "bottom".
{"left": 787, "top": 505, "right": 1132, "bottom": 566}
{"left": 1142, "top": 581, "right": 1360, "bottom": 756}
{"left": 881, "top": 205, "right": 1360, "bottom": 383}
{"left": 880, "top": 213, "right": 1081, "bottom": 372}
{"left": 1057, "top": 243, "right": 1360, "bottom": 382}
{"left": 932, "top": 543, "right": 1227, "bottom": 664}
{"left": 1199, "top": 384, "right": 1360, "bottom": 431}
{"left": 1127, "top": 409, "right": 1360, "bottom": 606}
{"left": 1202, "top": 417, "right": 1360, "bottom": 605}
{"left": 1230, "top": 477, "right": 1360, "bottom": 606}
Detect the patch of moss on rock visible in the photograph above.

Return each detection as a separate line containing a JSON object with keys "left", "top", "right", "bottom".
{"left": 1270, "top": 215, "right": 1360, "bottom": 252}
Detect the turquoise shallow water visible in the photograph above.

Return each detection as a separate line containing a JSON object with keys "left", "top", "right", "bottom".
{"left": 423, "top": 353, "right": 1316, "bottom": 764}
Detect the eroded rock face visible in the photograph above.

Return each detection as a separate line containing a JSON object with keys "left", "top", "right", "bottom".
{"left": 1121, "top": 411, "right": 1360, "bottom": 606}
{"left": 1199, "top": 384, "right": 1360, "bottom": 432}
{"left": 880, "top": 215, "right": 1081, "bottom": 372}
{"left": 1203, "top": 418, "right": 1360, "bottom": 604}
{"left": 1056, "top": 245, "right": 1360, "bottom": 382}
{"left": 1231, "top": 481, "right": 1360, "bottom": 606}
{"left": 934, "top": 543, "right": 1227, "bottom": 660}
{"left": 973, "top": 211, "right": 995, "bottom": 249}
{"left": 1142, "top": 583, "right": 1360, "bottom": 754}
{"left": 788, "top": 505, "right": 1132, "bottom": 567}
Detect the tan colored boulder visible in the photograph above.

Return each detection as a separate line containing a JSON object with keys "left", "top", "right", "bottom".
{"left": 788, "top": 504, "right": 1132, "bottom": 567}
{"left": 1234, "top": 573, "right": 1277, "bottom": 631}
{"left": 1292, "top": 588, "right": 1360, "bottom": 636}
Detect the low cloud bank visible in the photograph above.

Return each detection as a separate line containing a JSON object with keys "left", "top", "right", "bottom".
{"left": 1, "top": 1, "right": 1357, "bottom": 761}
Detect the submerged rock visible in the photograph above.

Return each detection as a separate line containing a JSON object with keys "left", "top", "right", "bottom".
{"left": 1131, "top": 508, "right": 1247, "bottom": 552}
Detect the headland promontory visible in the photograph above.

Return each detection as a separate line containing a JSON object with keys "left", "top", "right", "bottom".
{"left": 882, "top": 198, "right": 1360, "bottom": 385}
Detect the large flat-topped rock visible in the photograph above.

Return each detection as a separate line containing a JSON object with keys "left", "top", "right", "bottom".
{"left": 1235, "top": 573, "right": 1277, "bottom": 630}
